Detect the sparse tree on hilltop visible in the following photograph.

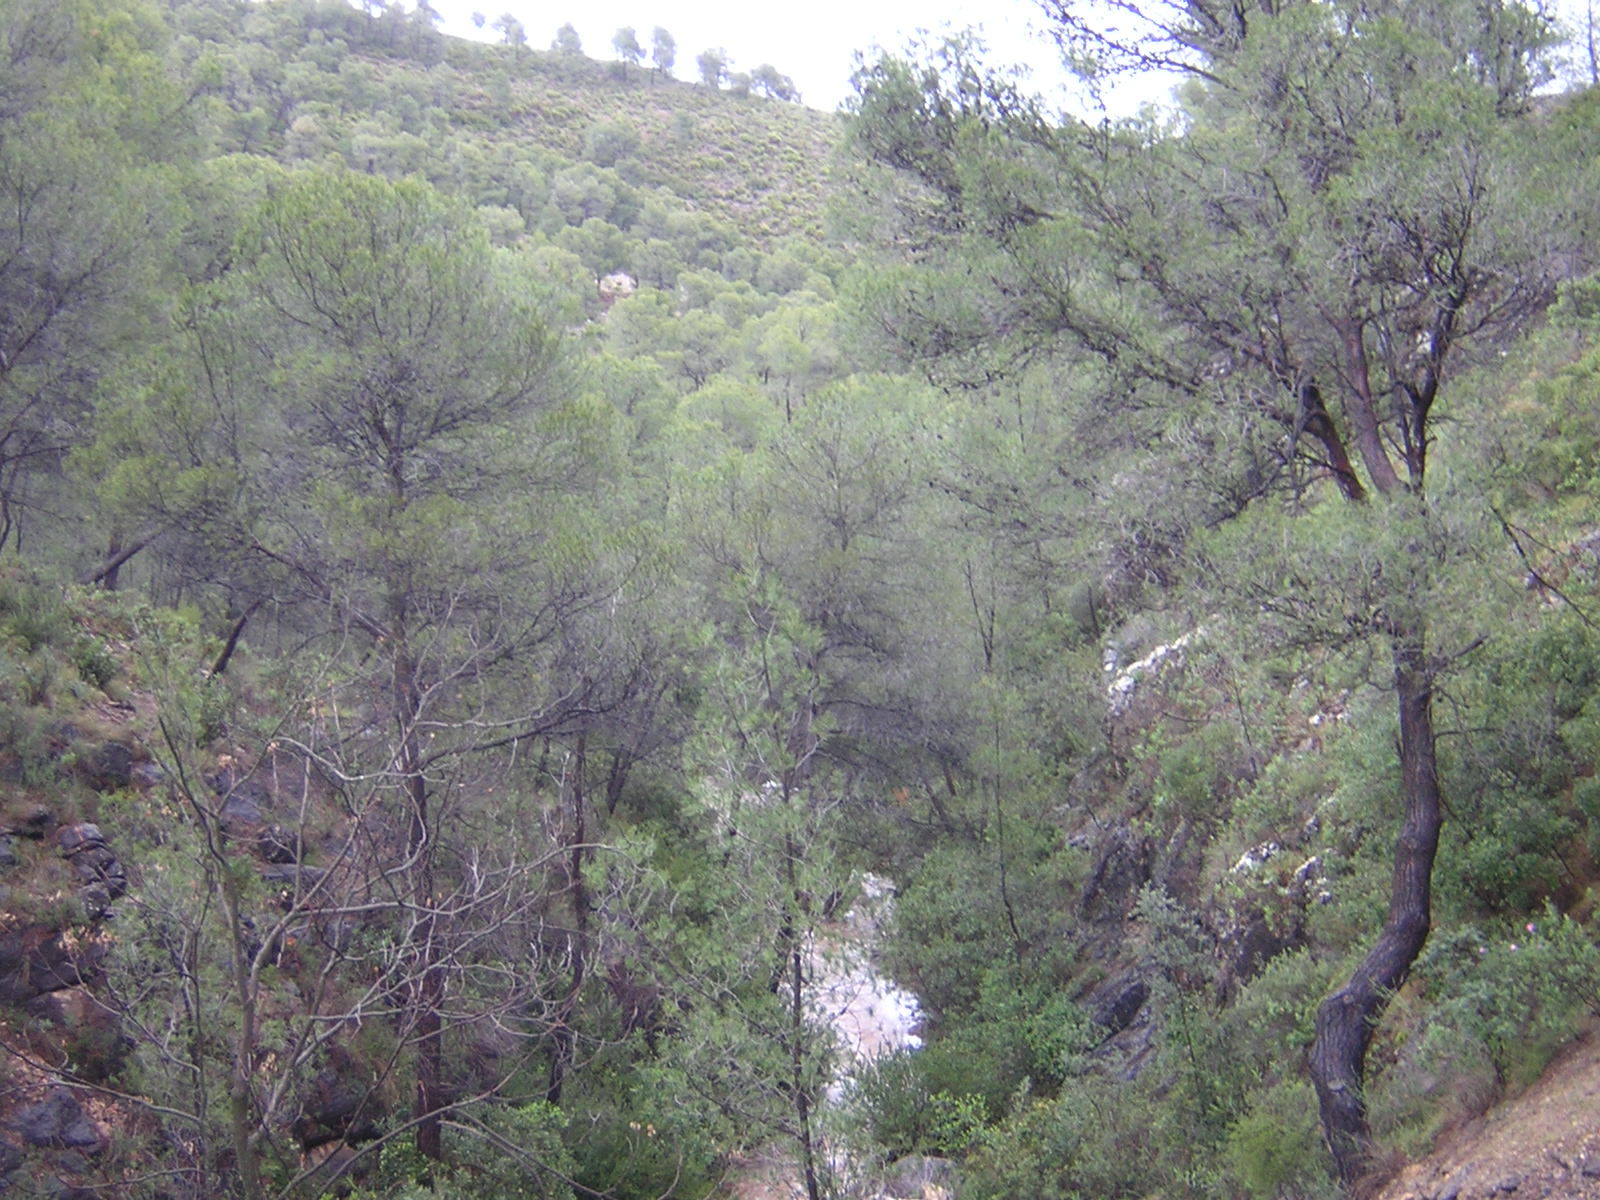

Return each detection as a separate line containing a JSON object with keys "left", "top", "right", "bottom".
{"left": 491, "top": 11, "right": 526, "bottom": 56}
{"left": 651, "top": 26, "right": 676, "bottom": 77}
{"left": 751, "top": 62, "right": 799, "bottom": 102}
{"left": 552, "top": 21, "right": 581, "bottom": 55}
{"left": 697, "top": 46, "right": 729, "bottom": 88}
{"left": 612, "top": 25, "right": 643, "bottom": 69}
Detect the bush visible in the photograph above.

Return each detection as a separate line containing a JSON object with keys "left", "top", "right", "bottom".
{"left": 1222, "top": 1081, "right": 1337, "bottom": 1200}
{"left": 0, "top": 572, "right": 69, "bottom": 652}
{"left": 355, "top": 1103, "right": 577, "bottom": 1200}
{"left": 583, "top": 119, "right": 640, "bottom": 168}
{"left": 1416, "top": 908, "right": 1600, "bottom": 1092}
{"left": 71, "top": 635, "right": 119, "bottom": 691}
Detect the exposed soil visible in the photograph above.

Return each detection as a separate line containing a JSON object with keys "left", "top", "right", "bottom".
{"left": 1377, "top": 1029, "right": 1600, "bottom": 1200}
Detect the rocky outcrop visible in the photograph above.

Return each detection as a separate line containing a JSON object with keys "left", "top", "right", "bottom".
{"left": 8, "top": 1088, "right": 101, "bottom": 1154}
{"left": 26, "top": 987, "right": 128, "bottom": 1083}
{"left": 292, "top": 1045, "right": 384, "bottom": 1150}
{"left": 1088, "top": 971, "right": 1149, "bottom": 1040}
{"left": 1078, "top": 825, "right": 1153, "bottom": 927}
{"left": 0, "top": 924, "right": 103, "bottom": 1006}
{"left": 55, "top": 824, "right": 126, "bottom": 916}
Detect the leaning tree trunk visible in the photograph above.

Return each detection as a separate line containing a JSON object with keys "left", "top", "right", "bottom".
{"left": 1309, "top": 630, "right": 1442, "bottom": 1189}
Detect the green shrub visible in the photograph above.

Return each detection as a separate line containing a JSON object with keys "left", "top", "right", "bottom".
{"left": 963, "top": 1074, "right": 1160, "bottom": 1200}
{"left": 71, "top": 634, "right": 119, "bottom": 691}
{"left": 1417, "top": 908, "right": 1600, "bottom": 1092}
{"left": 850, "top": 1050, "right": 934, "bottom": 1157}
{"left": 355, "top": 1103, "right": 577, "bottom": 1200}
{"left": 1222, "top": 1081, "right": 1337, "bottom": 1200}
{"left": 0, "top": 573, "right": 69, "bottom": 652}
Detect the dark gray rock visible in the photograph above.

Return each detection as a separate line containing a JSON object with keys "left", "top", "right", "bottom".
{"left": 77, "top": 742, "right": 132, "bottom": 793}
{"left": 221, "top": 792, "right": 263, "bottom": 828}
{"left": 0, "top": 925, "right": 102, "bottom": 1004}
{"left": 10, "top": 1089, "right": 101, "bottom": 1153}
{"left": 130, "top": 760, "right": 167, "bottom": 790}
{"left": 261, "top": 864, "right": 327, "bottom": 891}
{"left": 1078, "top": 825, "right": 1152, "bottom": 925}
{"left": 1218, "top": 909, "right": 1302, "bottom": 1002}
{"left": 1089, "top": 972, "right": 1148, "bottom": 1038}
{"left": 293, "top": 1046, "right": 381, "bottom": 1149}
{"left": 26, "top": 987, "right": 128, "bottom": 1082}
{"left": 55, "top": 824, "right": 126, "bottom": 910}
{"left": 259, "top": 825, "right": 299, "bottom": 864}
{"left": 18, "top": 806, "right": 54, "bottom": 837}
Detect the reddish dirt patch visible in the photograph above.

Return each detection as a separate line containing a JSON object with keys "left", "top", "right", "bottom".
{"left": 1377, "top": 1030, "right": 1600, "bottom": 1200}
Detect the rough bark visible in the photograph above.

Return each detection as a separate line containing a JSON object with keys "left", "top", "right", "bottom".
{"left": 1309, "top": 632, "right": 1442, "bottom": 1188}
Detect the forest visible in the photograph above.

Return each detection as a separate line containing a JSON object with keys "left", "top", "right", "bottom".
{"left": 2, "top": 0, "right": 1600, "bottom": 1197}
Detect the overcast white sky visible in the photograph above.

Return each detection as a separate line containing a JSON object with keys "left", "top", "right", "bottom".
{"left": 419, "top": 0, "right": 1596, "bottom": 114}
{"left": 422, "top": 0, "right": 1112, "bottom": 113}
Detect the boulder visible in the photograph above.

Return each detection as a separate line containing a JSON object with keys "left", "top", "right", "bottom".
{"left": 9, "top": 1089, "right": 101, "bottom": 1153}
{"left": 1088, "top": 972, "right": 1148, "bottom": 1039}
{"left": 1218, "top": 908, "right": 1302, "bottom": 1002}
{"left": 55, "top": 825, "right": 126, "bottom": 912}
{"left": 0, "top": 925, "right": 103, "bottom": 1004}
{"left": 26, "top": 987, "right": 128, "bottom": 1082}
{"left": 130, "top": 760, "right": 167, "bottom": 790}
{"left": 76, "top": 742, "right": 132, "bottom": 793}
{"left": 258, "top": 825, "right": 300, "bottom": 865}
{"left": 292, "top": 1046, "right": 382, "bottom": 1149}
{"left": 261, "top": 864, "right": 328, "bottom": 893}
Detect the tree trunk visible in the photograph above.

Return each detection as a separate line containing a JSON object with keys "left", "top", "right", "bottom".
{"left": 1309, "top": 630, "right": 1442, "bottom": 1188}
{"left": 548, "top": 738, "right": 590, "bottom": 1103}
{"left": 782, "top": 834, "right": 823, "bottom": 1200}
{"left": 394, "top": 637, "right": 445, "bottom": 1161}
{"left": 80, "top": 533, "right": 155, "bottom": 588}
{"left": 210, "top": 598, "right": 263, "bottom": 677}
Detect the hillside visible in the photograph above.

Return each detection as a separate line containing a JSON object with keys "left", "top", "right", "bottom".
{"left": 432, "top": 43, "right": 845, "bottom": 242}
{"left": 2, "top": 1, "right": 1600, "bottom": 1199}
{"left": 177, "top": 0, "right": 844, "bottom": 249}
